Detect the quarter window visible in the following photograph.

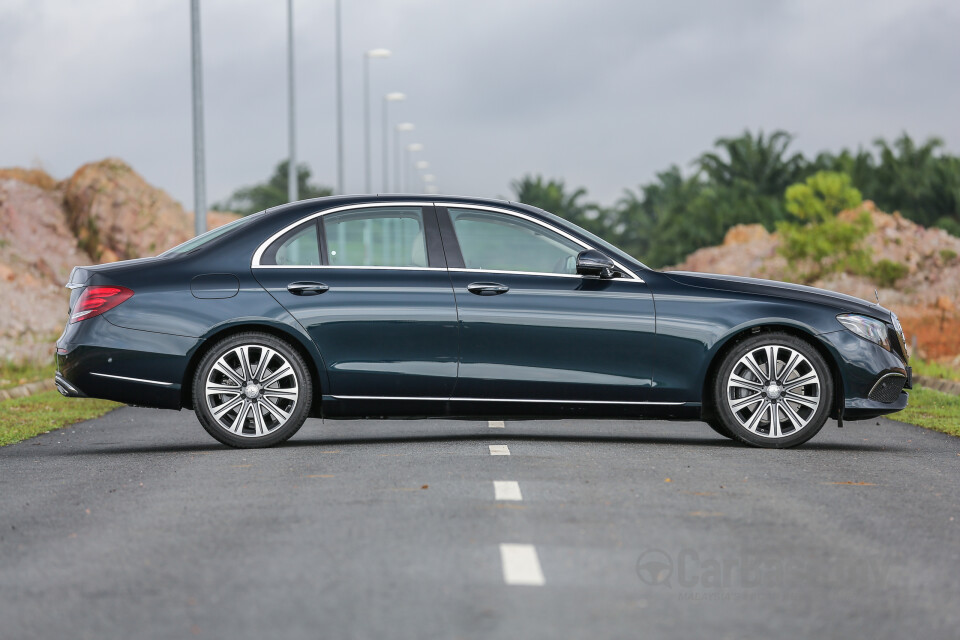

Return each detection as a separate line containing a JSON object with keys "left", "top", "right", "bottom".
{"left": 262, "top": 222, "right": 321, "bottom": 266}
{"left": 448, "top": 208, "right": 582, "bottom": 275}
{"left": 322, "top": 206, "right": 427, "bottom": 268}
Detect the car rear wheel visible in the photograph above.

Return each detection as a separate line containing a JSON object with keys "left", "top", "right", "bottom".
{"left": 713, "top": 332, "right": 832, "bottom": 449}
{"left": 193, "top": 332, "right": 312, "bottom": 448}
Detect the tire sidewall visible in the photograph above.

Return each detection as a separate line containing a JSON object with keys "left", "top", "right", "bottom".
{"left": 193, "top": 332, "right": 313, "bottom": 448}
{"left": 714, "top": 332, "right": 833, "bottom": 449}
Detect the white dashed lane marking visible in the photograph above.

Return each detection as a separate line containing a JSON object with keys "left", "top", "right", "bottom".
{"left": 499, "top": 543, "right": 545, "bottom": 586}
{"left": 493, "top": 480, "right": 523, "bottom": 501}
{"left": 488, "top": 420, "right": 505, "bottom": 429}
{"left": 489, "top": 444, "right": 510, "bottom": 456}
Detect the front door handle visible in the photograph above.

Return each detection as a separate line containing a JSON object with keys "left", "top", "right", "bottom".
{"left": 287, "top": 281, "right": 330, "bottom": 296}
{"left": 467, "top": 282, "right": 510, "bottom": 296}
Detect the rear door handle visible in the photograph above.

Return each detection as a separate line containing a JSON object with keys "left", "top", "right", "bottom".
{"left": 467, "top": 282, "right": 510, "bottom": 296}
{"left": 287, "top": 281, "right": 330, "bottom": 296}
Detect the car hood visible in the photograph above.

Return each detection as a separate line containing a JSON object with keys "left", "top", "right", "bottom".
{"left": 663, "top": 271, "right": 893, "bottom": 321}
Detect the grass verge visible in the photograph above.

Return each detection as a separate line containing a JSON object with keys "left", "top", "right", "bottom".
{"left": 891, "top": 385, "right": 960, "bottom": 437}
{"left": 910, "top": 357, "right": 960, "bottom": 383}
{"left": 0, "top": 362, "right": 57, "bottom": 390}
{"left": 0, "top": 391, "right": 119, "bottom": 446}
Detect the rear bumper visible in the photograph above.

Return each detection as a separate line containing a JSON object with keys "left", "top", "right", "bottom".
{"left": 54, "top": 371, "right": 86, "bottom": 398}
{"left": 56, "top": 316, "right": 199, "bottom": 410}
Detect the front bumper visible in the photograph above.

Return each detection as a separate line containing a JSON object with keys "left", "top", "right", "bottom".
{"left": 817, "top": 329, "right": 911, "bottom": 421}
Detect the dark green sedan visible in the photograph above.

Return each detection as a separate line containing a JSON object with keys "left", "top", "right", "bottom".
{"left": 55, "top": 195, "right": 911, "bottom": 448}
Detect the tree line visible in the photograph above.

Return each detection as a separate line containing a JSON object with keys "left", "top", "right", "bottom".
{"left": 214, "top": 131, "right": 959, "bottom": 270}
{"left": 512, "top": 131, "right": 960, "bottom": 267}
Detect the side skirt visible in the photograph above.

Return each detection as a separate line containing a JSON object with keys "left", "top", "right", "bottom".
{"left": 320, "top": 395, "right": 701, "bottom": 421}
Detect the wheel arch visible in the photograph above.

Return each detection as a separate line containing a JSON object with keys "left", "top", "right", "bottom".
{"left": 180, "top": 321, "right": 325, "bottom": 415}
{"left": 699, "top": 323, "right": 842, "bottom": 421}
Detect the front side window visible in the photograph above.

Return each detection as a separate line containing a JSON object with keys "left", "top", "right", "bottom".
{"left": 322, "top": 206, "right": 427, "bottom": 268}
{"left": 449, "top": 208, "right": 582, "bottom": 275}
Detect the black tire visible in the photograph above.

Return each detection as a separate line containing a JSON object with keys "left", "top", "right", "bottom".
{"left": 713, "top": 332, "right": 833, "bottom": 449}
{"left": 705, "top": 418, "right": 736, "bottom": 440}
{"left": 193, "top": 332, "right": 313, "bottom": 448}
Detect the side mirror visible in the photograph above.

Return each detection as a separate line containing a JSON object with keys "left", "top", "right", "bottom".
{"left": 576, "top": 250, "right": 617, "bottom": 279}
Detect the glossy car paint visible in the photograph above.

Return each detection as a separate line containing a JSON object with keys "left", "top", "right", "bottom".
{"left": 55, "top": 194, "right": 909, "bottom": 424}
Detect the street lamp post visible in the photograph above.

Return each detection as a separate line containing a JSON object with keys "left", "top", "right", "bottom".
{"left": 394, "top": 123, "right": 414, "bottom": 191}
{"left": 286, "top": 0, "right": 297, "bottom": 202}
{"left": 405, "top": 143, "right": 423, "bottom": 192}
{"left": 382, "top": 93, "right": 405, "bottom": 191}
{"left": 363, "top": 49, "right": 391, "bottom": 194}
{"left": 189, "top": 0, "right": 207, "bottom": 235}
{"left": 334, "top": 0, "right": 344, "bottom": 194}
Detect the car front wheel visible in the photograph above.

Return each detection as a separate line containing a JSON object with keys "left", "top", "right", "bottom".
{"left": 713, "top": 332, "right": 832, "bottom": 449}
{"left": 193, "top": 332, "right": 313, "bottom": 448}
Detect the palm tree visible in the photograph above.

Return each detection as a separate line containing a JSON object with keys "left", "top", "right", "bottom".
{"left": 697, "top": 130, "right": 807, "bottom": 197}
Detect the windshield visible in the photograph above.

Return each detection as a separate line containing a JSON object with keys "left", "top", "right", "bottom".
{"left": 160, "top": 212, "right": 263, "bottom": 257}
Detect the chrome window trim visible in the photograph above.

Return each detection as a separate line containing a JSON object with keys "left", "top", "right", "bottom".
{"left": 254, "top": 265, "right": 444, "bottom": 271}
{"left": 252, "top": 201, "right": 435, "bottom": 267}
{"left": 251, "top": 201, "right": 644, "bottom": 282}
{"left": 330, "top": 395, "right": 684, "bottom": 406}
{"left": 91, "top": 372, "right": 174, "bottom": 387}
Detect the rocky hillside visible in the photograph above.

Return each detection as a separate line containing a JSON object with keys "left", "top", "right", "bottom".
{"left": 671, "top": 201, "right": 960, "bottom": 361}
{"left": 0, "top": 160, "right": 238, "bottom": 365}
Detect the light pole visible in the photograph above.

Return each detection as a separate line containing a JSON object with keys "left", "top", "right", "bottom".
{"left": 405, "top": 143, "right": 423, "bottom": 192}
{"left": 286, "top": 0, "right": 297, "bottom": 202}
{"left": 190, "top": 0, "right": 206, "bottom": 235}
{"left": 382, "top": 92, "right": 405, "bottom": 191}
{"left": 363, "top": 49, "right": 391, "bottom": 194}
{"left": 394, "top": 123, "right": 414, "bottom": 191}
{"left": 334, "top": 0, "right": 344, "bottom": 194}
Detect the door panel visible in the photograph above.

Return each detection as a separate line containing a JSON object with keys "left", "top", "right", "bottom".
{"left": 437, "top": 205, "right": 656, "bottom": 402}
{"left": 448, "top": 271, "right": 656, "bottom": 401}
{"left": 253, "top": 205, "right": 458, "bottom": 398}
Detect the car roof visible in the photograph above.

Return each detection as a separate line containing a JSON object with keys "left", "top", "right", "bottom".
{"left": 264, "top": 193, "right": 520, "bottom": 217}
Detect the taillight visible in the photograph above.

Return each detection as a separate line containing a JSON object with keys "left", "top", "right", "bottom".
{"left": 70, "top": 286, "right": 134, "bottom": 323}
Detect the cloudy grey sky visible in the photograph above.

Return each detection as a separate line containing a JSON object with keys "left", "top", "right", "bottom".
{"left": 2, "top": 0, "right": 958, "bottom": 209}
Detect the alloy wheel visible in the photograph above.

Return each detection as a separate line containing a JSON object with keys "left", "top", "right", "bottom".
{"left": 204, "top": 345, "right": 300, "bottom": 438}
{"left": 725, "top": 344, "right": 821, "bottom": 438}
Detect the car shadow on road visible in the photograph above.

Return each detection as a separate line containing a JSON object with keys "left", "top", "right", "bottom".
{"left": 63, "top": 432, "right": 905, "bottom": 456}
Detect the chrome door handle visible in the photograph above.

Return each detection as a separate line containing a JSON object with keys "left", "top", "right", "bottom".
{"left": 287, "top": 282, "right": 329, "bottom": 296}
{"left": 467, "top": 282, "right": 510, "bottom": 296}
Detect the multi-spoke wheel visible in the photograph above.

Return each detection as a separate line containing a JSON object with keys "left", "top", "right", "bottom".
{"left": 193, "top": 332, "right": 312, "bottom": 448}
{"left": 713, "top": 332, "right": 832, "bottom": 448}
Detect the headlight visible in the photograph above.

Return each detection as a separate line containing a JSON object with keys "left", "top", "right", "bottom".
{"left": 837, "top": 314, "right": 891, "bottom": 351}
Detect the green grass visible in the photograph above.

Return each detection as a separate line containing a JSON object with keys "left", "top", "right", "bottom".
{"left": 911, "top": 358, "right": 960, "bottom": 383}
{"left": 891, "top": 386, "right": 960, "bottom": 437}
{"left": 0, "top": 361, "right": 57, "bottom": 390}
{"left": 0, "top": 391, "right": 119, "bottom": 446}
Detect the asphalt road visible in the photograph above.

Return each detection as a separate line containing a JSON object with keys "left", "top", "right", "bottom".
{"left": 1, "top": 408, "right": 958, "bottom": 640}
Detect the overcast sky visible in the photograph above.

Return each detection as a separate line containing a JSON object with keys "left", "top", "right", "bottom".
{"left": 2, "top": 0, "right": 958, "bottom": 210}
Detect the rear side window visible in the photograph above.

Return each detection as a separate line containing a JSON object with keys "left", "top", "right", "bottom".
{"left": 322, "top": 206, "right": 427, "bottom": 268}
{"left": 260, "top": 222, "right": 321, "bottom": 266}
